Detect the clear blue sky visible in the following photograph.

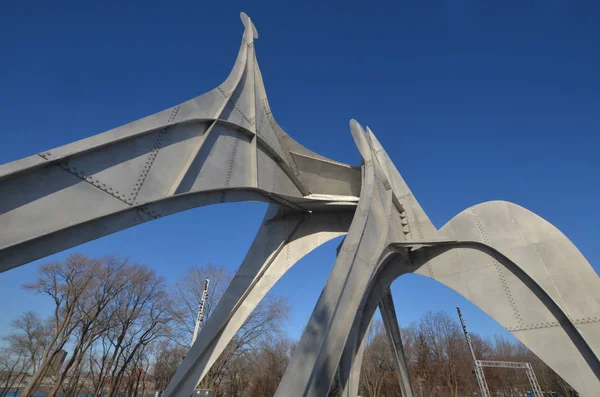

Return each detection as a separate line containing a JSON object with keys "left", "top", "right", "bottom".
{"left": 0, "top": 1, "right": 598, "bottom": 344}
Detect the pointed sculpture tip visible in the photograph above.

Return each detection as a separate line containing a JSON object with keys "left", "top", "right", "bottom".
{"left": 365, "top": 126, "right": 383, "bottom": 150}
{"left": 348, "top": 119, "right": 372, "bottom": 164}
{"left": 365, "top": 126, "right": 383, "bottom": 146}
{"left": 364, "top": 126, "right": 373, "bottom": 142}
{"left": 240, "top": 12, "right": 259, "bottom": 39}
{"left": 365, "top": 126, "right": 376, "bottom": 141}
{"left": 350, "top": 119, "right": 369, "bottom": 136}
{"left": 349, "top": 119, "right": 364, "bottom": 139}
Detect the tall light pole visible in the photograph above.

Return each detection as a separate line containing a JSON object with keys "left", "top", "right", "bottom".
{"left": 191, "top": 279, "right": 210, "bottom": 346}
{"left": 456, "top": 307, "right": 491, "bottom": 397}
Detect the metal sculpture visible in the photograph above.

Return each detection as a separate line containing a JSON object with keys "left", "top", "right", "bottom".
{"left": 1, "top": 12, "right": 599, "bottom": 397}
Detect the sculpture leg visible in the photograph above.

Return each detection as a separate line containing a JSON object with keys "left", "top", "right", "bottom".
{"left": 163, "top": 205, "right": 351, "bottom": 397}
{"left": 274, "top": 121, "right": 400, "bottom": 397}
{"left": 339, "top": 254, "right": 413, "bottom": 397}
{"left": 379, "top": 287, "right": 414, "bottom": 397}
{"left": 339, "top": 315, "right": 372, "bottom": 397}
{"left": 273, "top": 247, "right": 387, "bottom": 396}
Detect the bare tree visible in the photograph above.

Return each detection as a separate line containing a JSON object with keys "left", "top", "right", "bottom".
{"left": 172, "top": 264, "right": 231, "bottom": 347}
{"left": 404, "top": 324, "right": 437, "bottom": 397}
{"left": 162, "top": 264, "right": 291, "bottom": 394}
{"left": 3, "top": 312, "right": 50, "bottom": 375}
{"left": 85, "top": 262, "right": 175, "bottom": 397}
{"left": 19, "top": 254, "right": 102, "bottom": 397}
{"left": 247, "top": 337, "right": 293, "bottom": 397}
{"left": 120, "top": 346, "right": 152, "bottom": 397}
{"left": 6, "top": 254, "right": 579, "bottom": 397}
{"left": 14, "top": 254, "right": 176, "bottom": 397}
{"left": 106, "top": 285, "right": 175, "bottom": 397}
{"left": 419, "top": 311, "right": 472, "bottom": 397}
{"left": 152, "top": 342, "right": 188, "bottom": 392}
{"left": 1, "top": 313, "right": 52, "bottom": 397}
{"left": 361, "top": 320, "right": 393, "bottom": 397}
{"left": 0, "top": 350, "right": 30, "bottom": 397}
{"left": 197, "top": 293, "right": 290, "bottom": 392}
{"left": 47, "top": 256, "right": 136, "bottom": 397}
{"left": 220, "top": 351, "right": 253, "bottom": 397}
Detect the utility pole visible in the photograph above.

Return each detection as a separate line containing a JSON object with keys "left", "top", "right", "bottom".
{"left": 192, "top": 278, "right": 210, "bottom": 346}
{"left": 189, "top": 278, "right": 215, "bottom": 396}
{"left": 456, "top": 307, "right": 491, "bottom": 397}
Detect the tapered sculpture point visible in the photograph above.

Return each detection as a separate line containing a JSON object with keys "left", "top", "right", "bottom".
{"left": 240, "top": 11, "right": 259, "bottom": 39}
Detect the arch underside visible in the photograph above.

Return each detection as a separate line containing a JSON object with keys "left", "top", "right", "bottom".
{"left": 162, "top": 204, "right": 354, "bottom": 395}
{"left": 336, "top": 199, "right": 600, "bottom": 397}
{"left": 415, "top": 201, "right": 600, "bottom": 395}
{"left": 264, "top": 121, "right": 600, "bottom": 396}
{"left": 0, "top": 13, "right": 361, "bottom": 272}
{"left": 1, "top": 12, "right": 599, "bottom": 397}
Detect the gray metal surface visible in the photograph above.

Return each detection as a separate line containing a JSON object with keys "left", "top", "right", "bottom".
{"left": 0, "top": 12, "right": 360, "bottom": 273}
{"left": 379, "top": 288, "right": 415, "bottom": 397}
{"left": 1, "top": 11, "right": 599, "bottom": 397}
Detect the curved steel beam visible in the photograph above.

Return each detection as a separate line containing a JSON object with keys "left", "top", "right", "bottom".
{"left": 163, "top": 204, "right": 353, "bottom": 396}
{"left": 340, "top": 229, "right": 600, "bottom": 397}
{"left": 273, "top": 120, "right": 405, "bottom": 396}
{"left": 0, "top": 13, "right": 360, "bottom": 273}
{"left": 338, "top": 249, "right": 413, "bottom": 397}
{"left": 379, "top": 288, "right": 415, "bottom": 397}
{"left": 339, "top": 284, "right": 415, "bottom": 397}
{"left": 408, "top": 235, "right": 600, "bottom": 395}
{"left": 319, "top": 125, "right": 600, "bottom": 397}
{"left": 366, "top": 125, "right": 600, "bottom": 396}
{"left": 339, "top": 313, "right": 372, "bottom": 397}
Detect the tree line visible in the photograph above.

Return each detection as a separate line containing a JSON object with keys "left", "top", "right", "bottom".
{"left": 0, "top": 254, "right": 576, "bottom": 396}
{"left": 357, "top": 314, "right": 575, "bottom": 397}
